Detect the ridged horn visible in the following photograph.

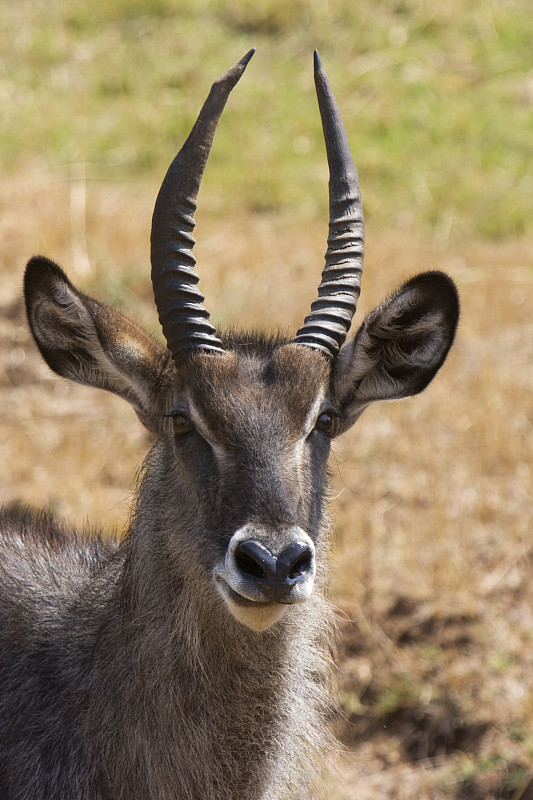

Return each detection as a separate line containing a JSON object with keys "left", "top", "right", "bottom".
{"left": 151, "top": 49, "right": 255, "bottom": 363}
{"left": 292, "top": 50, "right": 364, "bottom": 359}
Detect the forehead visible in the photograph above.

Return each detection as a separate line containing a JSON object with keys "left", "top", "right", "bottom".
{"left": 178, "top": 344, "right": 330, "bottom": 434}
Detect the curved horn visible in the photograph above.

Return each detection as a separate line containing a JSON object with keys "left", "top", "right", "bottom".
{"left": 151, "top": 49, "right": 255, "bottom": 363}
{"left": 292, "top": 51, "right": 364, "bottom": 359}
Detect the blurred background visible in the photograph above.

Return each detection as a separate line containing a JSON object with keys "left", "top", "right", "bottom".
{"left": 0, "top": 1, "right": 532, "bottom": 797}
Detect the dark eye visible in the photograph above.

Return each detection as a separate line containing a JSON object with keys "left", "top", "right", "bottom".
{"left": 170, "top": 413, "right": 194, "bottom": 437}
{"left": 314, "top": 411, "right": 336, "bottom": 437}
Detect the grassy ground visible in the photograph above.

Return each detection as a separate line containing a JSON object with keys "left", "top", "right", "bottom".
{"left": 1, "top": 1, "right": 532, "bottom": 797}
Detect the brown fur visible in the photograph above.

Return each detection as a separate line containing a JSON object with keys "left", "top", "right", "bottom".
{"left": 0, "top": 257, "right": 458, "bottom": 799}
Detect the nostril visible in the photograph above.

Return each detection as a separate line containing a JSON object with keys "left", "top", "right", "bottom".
{"left": 235, "top": 550, "right": 264, "bottom": 580}
{"left": 276, "top": 542, "right": 314, "bottom": 583}
{"left": 234, "top": 540, "right": 277, "bottom": 582}
{"left": 287, "top": 552, "right": 312, "bottom": 580}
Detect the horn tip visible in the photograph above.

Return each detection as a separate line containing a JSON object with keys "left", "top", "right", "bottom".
{"left": 214, "top": 48, "right": 255, "bottom": 92}
{"left": 314, "top": 50, "right": 323, "bottom": 73}
{"left": 240, "top": 48, "right": 256, "bottom": 69}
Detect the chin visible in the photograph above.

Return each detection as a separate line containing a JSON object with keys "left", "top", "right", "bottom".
{"left": 216, "top": 581, "right": 288, "bottom": 632}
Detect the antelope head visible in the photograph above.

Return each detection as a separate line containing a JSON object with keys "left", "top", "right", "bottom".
{"left": 24, "top": 51, "right": 459, "bottom": 632}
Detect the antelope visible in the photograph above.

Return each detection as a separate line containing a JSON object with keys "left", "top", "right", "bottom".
{"left": 0, "top": 50, "right": 459, "bottom": 800}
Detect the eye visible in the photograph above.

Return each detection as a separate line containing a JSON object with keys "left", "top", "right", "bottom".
{"left": 170, "top": 413, "right": 194, "bottom": 437}
{"left": 314, "top": 411, "right": 336, "bottom": 437}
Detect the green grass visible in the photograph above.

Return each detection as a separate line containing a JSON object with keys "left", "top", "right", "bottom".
{"left": 1, "top": 0, "right": 531, "bottom": 240}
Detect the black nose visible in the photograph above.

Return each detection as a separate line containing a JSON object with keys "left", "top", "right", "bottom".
{"left": 234, "top": 539, "right": 314, "bottom": 602}
{"left": 276, "top": 541, "right": 313, "bottom": 581}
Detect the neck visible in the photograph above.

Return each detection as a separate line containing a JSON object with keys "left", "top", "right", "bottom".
{"left": 89, "top": 449, "right": 336, "bottom": 799}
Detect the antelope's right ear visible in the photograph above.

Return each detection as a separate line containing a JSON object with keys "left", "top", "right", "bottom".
{"left": 332, "top": 271, "right": 459, "bottom": 433}
{"left": 24, "top": 256, "right": 172, "bottom": 436}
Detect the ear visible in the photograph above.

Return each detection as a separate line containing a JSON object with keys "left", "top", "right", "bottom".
{"left": 332, "top": 271, "right": 459, "bottom": 432}
{"left": 24, "top": 256, "right": 172, "bottom": 435}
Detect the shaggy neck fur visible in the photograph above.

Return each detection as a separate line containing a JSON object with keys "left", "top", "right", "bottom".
{"left": 77, "top": 458, "right": 336, "bottom": 800}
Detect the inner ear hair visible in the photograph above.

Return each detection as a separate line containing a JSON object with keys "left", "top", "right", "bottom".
{"left": 333, "top": 271, "right": 459, "bottom": 421}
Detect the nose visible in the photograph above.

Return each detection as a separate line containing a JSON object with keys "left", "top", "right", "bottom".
{"left": 235, "top": 539, "right": 313, "bottom": 583}
{"left": 224, "top": 526, "right": 316, "bottom": 605}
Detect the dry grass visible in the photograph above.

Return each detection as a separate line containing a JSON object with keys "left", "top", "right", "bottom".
{"left": 1, "top": 168, "right": 532, "bottom": 797}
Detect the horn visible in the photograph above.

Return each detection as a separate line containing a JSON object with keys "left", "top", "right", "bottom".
{"left": 292, "top": 51, "right": 364, "bottom": 359}
{"left": 151, "top": 49, "right": 255, "bottom": 363}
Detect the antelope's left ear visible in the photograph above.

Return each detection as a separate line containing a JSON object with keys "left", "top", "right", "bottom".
{"left": 332, "top": 271, "right": 459, "bottom": 433}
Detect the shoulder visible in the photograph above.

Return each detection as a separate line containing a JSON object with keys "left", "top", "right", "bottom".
{"left": 0, "top": 503, "right": 119, "bottom": 594}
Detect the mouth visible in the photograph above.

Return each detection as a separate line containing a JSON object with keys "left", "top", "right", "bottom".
{"left": 217, "top": 578, "right": 274, "bottom": 608}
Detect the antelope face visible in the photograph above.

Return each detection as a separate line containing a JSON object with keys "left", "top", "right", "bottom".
{"left": 167, "top": 344, "right": 332, "bottom": 631}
